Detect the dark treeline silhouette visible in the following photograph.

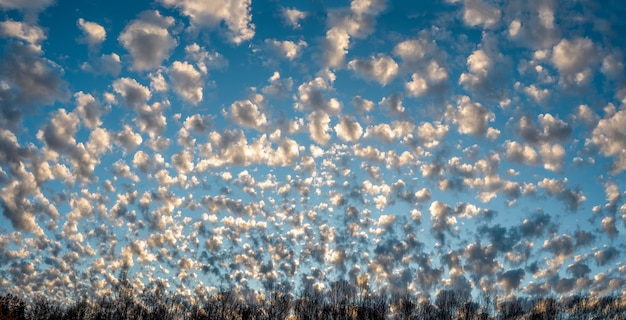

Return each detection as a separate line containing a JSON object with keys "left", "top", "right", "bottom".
{"left": 2, "top": 277, "right": 626, "bottom": 319}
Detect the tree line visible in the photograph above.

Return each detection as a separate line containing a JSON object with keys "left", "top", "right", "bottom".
{"left": 2, "top": 277, "right": 625, "bottom": 319}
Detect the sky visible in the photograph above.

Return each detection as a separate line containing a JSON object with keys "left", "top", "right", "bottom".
{"left": 1, "top": 0, "right": 626, "bottom": 303}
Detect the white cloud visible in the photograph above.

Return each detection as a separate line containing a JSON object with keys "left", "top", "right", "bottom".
{"left": 169, "top": 61, "right": 203, "bottom": 105}
{"left": 406, "top": 61, "right": 448, "bottom": 97}
{"left": 282, "top": 7, "right": 307, "bottom": 29}
{"left": 463, "top": 0, "right": 501, "bottom": 29}
{"left": 262, "top": 72, "right": 293, "bottom": 98}
{"left": 0, "top": 20, "right": 45, "bottom": 44}
{"left": 74, "top": 92, "right": 105, "bottom": 129}
{"left": 118, "top": 10, "right": 177, "bottom": 71}
{"left": 113, "top": 77, "right": 151, "bottom": 108}
{"left": 379, "top": 93, "right": 404, "bottom": 114}
{"left": 352, "top": 96, "right": 374, "bottom": 114}
{"left": 448, "top": 96, "right": 493, "bottom": 136}
{"left": 551, "top": 38, "right": 597, "bottom": 87}
{"left": 0, "top": 0, "right": 53, "bottom": 12}
{"left": 0, "top": 42, "right": 69, "bottom": 129}
{"left": 348, "top": 55, "right": 399, "bottom": 86}
{"left": 157, "top": 0, "right": 254, "bottom": 44}
{"left": 307, "top": 111, "right": 331, "bottom": 145}
{"left": 589, "top": 109, "right": 626, "bottom": 173}
{"left": 334, "top": 115, "right": 363, "bottom": 142}
{"left": 294, "top": 77, "right": 342, "bottom": 113}
{"left": 265, "top": 39, "right": 307, "bottom": 60}
{"left": 77, "top": 18, "right": 106, "bottom": 45}
{"left": 228, "top": 99, "right": 267, "bottom": 131}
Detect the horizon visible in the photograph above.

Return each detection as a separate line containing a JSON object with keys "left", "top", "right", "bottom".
{"left": 1, "top": 0, "right": 626, "bottom": 303}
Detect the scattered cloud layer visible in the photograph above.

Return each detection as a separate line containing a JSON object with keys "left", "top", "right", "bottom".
{"left": 0, "top": 0, "right": 626, "bottom": 303}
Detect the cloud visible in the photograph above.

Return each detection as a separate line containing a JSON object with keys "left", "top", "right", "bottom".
{"left": 113, "top": 77, "right": 151, "bottom": 108}
{"left": 334, "top": 115, "right": 363, "bottom": 142}
{"left": 77, "top": 18, "right": 106, "bottom": 45}
{"left": 169, "top": 61, "right": 203, "bottom": 105}
{"left": 265, "top": 39, "right": 307, "bottom": 60}
{"left": 262, "top": 72, "right": 293, "bottom": 98}
{"left": 447, "top": 96, "right": 493, "bottom": 136}
{"left": 0, "top": 20, "right": 45, "bottom": 44}
{"left": 405, "top": 61, "right": 448, "bottom": 97}
{"left": 294, "top": 77, "right": 342, "bottom": 113}
{"left": 462, "top": 0, "right": 501, "bottom": 29}
{"left": 282, "top": 7, "right": 307, "bottom": 29}
{"left": 348, "top": 55, "right": 399, "bottom": 86}
{"left": 157, "top": 0, "right": 254, "bottom": 44}
{"left": 0, "top": 0, "right": 53, "bottom": 12}
{"left": 551, "top": 38, "right": 598, "bottom": 87}
{"left": 118, "top": 10, "right": 177, "bottom": 71}
{"left": 307, "top": 111, "right": 331, "bottom": 145}
{"left": 589, "top": 109, "right": 626, "bottom": 173}
{"left": 228, "top": 99, "right": 267, "bottom": 131}
{"left": 74, "top": 92, "right": 106, "bottom": 129}
{"left": 321, "top": 0, "right": 386, "bottom": 68}
{"left": 0, "top": 42, "right": 69, "bottom": 129}
{"left": 516, "top": 114, "right": 571, "bottom": 145}
{"left": 538, "top": 178, "right": 586, "bottom": 211}
{"left": 505, "top": 0, "right": 560, "bottom": 49}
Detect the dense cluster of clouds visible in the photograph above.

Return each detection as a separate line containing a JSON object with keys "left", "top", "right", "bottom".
{"left": 1, "top": 0, "right": 626, "bottom": 304}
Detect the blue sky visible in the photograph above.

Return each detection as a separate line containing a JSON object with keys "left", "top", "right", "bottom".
{"left": 1, "top": 0, "right": 626, "bottom": 302}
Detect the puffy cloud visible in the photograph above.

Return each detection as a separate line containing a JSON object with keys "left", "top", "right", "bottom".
{"left": 538, "top": 143, "right": 565, "bottom": 172}
{"left": 118, "top": 10, "right": 177, "bottom": 71}
{"left": 551, "top": 38, "right": 598, "bottom": 87}
{"left": 114, "top": 125, "right": 143, "bottom": 152}
{"left": 499, "top": 269, "right": 525, "bottom": 293}
{"left": 112, "top": 77, "right": 151, "bottom": 108}
{"left": 334, "top": 115, "right": 363, "bottom": 142}
{"left": 543, "top": 234, "right": 574, "bottom": 262}
{"left": 265, "top": 39, "right": 307, "bottom": 60}
{"left": 322, "top": 27, "right": 351, "bottom": 68}
{"left": 538, "top": 178, "right": 586, "bottom": 211}
{"left": 352, "top": 96, "right": 374, "bottom": 114}
{"left": 77, "top": 18, "right": 106, "bottom": 45}
{"left": 135, "top": 102, "right": 168, "bottom": 138}
{"left": 517, "top": 114, "right": 571, "bottom": 145}
{"left": 321, "top": 0, "right": 386, "bottom": 68}
{"left": 38, "top": 108, "right": 79, "bottom": 153}
{"left": 506, "top": 1, "right": 560, "bottom": 49}
{"left": 0, "top": 42, "right": 69, "bottom": 129}
{"left": 169, "top": 61, "right": 203, "bottom": 105}
{"left": 504, "top": 140, "right": 538, "bottom": 165}
{"left": 294, "top": 77, "right": 342, "bottom": 113}
{"left": 184, "top": 43, "right": 228, "bottom": 74}
{"left": 600, "top": 217, "right": 618, "bottom": 239}
{"left": 448, "top": 96, "right": 493, "bottom": 136}
{"left": 228, "top": 99, "right": 267, "bottom": 131}
{"left": 262, "top": 72, "right": 293, "bottom": 98}
{"left": 184, "top": 114, "right": 213, "bottom": 134}
{"left": 0, "top": 20, "right": 45, "bottom": 44}
{"left": 74, "top": 92, "right": 105, "bottom": 129}
{"left": 393, "top": 38, "right": 432, "bottom": 63}
{"left": 594, "top": 246, "right": 619, "bottom": 266}
{"left": 589, "top": 109, "right": 626, "bottom": 173}
{"left": 458, "top": 37, "right": 509, "bottom": 98}
{"left": 1, "top": 174, "right": 42, "bottom": 234}
{"left": 348, "top": 55, "right": 399, "bottom": 86}
{"left": 282, "top": 7, "right": 307, "bottom": 29}
{"left": 462, "top": 0, "right": 501, "bottom": 29}
{"left": 157, "top": 0, "right": 254, "bottom": 44}
{"left": 379, "top": 93, "right": 404, "bottom": 114}
{"left": 0, "top": 0, "right": 53, "bottom": 12}
{"left": 84, "top": 53, "right": 122, "bottom": 76}
{"left": 405, "top": 61, "right": 448, "bottom": 97}
{"left": 307, "top": 111, "right": 331, "bottom": 145}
